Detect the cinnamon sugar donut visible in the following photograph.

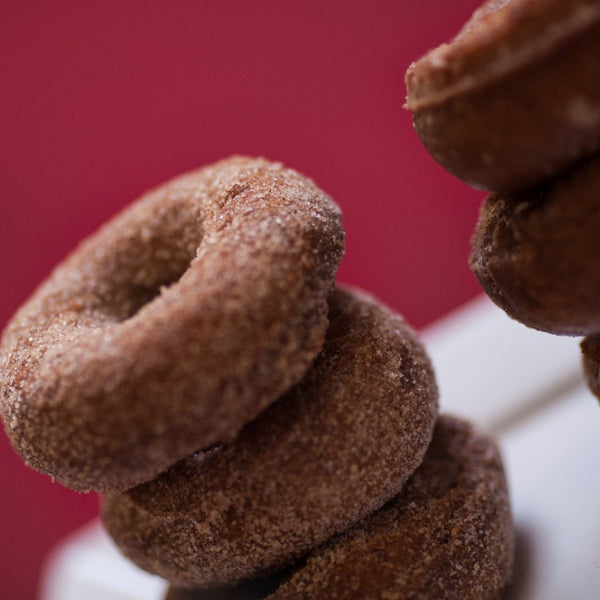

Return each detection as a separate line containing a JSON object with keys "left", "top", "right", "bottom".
{"left": 0, "top": 156, "right": 345, "bottom": 493}
{"left": 469, "top": 152, "right": 600, "bottom": 335}
{"left": 165, "top": 416, "right": 514, "bottom": 600}
{"left": 101, "top": 286, "right": 439, "bottom": 588}
{"left": 405, "top": 0, "right": 600, "bottom": 191}
{"left": 267, "top": 415, "right": 513, "bottom": 600}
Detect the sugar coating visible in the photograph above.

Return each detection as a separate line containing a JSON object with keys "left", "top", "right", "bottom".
{"left": 101, "top": 286, "right": 439, "bottom": 587}
{"left": 266, "top": 415, "right": 514, "bottom": 600}
{"left": 163, "top": 416, "right": 513, "bottom": 599}
{"left": 406, "top": 0, "right": 600, "bottom": 110}
{"left": 0, "top": 156, "right": 345, "bottom": 493}
{"left": 404, "top": 0, "right": 600, "bottom": 191}
{"left": 470, "top": 152, "right": 600, "bottom": 336}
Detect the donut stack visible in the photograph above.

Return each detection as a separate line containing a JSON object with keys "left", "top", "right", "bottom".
{"left": 0, "top": 157, "right": 513, "bottom": 598}
{"left": 405, "top": 0, "right": 600, "bottom": 400}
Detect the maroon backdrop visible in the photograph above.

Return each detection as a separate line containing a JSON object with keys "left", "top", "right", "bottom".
{"left": 1, "top": 2, "right": 484, "bottom": 598}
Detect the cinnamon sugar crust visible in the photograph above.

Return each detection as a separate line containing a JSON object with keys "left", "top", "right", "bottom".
{"left": 164, "top": 416, "right": 513, "bottom": 599}
{"left": 405, "top": 0, "right": 600, "bottom": 191}
{"left": 0, "top": 156, "right": 345, "bottom": 492}
{"left": 470, "top": 152, "right": 600, "bottom": 335}
{"left": 406, "top": 0, "right": 600, "bottom": 111}
{"left": 267, "top": 415, "right": 514, "bottom": 600}
{"left": 101, "top": 286, "right": 439, "bottom": 587}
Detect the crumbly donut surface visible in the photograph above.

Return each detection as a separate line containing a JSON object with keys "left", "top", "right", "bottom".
{"left": 405, "top": 0, "right": 600, "bottom": 191}
{"left": 267, "top": 415, "right": 514, "bottom": 600}
{"left": 470, "top": 152, "right": 600, "bottom": 335}
{"left": 0, "top": 156, "right": 345, "bottom": 492}
{"left": 101, "top": 286, "right": 439, "bottom": 587}
{"left": 163, "top": 416, "right": 513, "bottom": 600}
{"left": 406, "top": 0, "right": 600, "bottom": 111}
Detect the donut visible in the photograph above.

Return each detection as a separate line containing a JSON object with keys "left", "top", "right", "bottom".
{"left": 469, "top": 152, "right": 600, "bottom": 336}
{"left": 0, "top": 156, "right": 345, "bottom": 493}
{"left": 581, "top": 335, "right": 600, "bottom": 401}
{"left": 101, "top": 286, "right": 439, "bottom": 588}
{"left": 266, "top": 415, "right": 514, "bottom": 600}
{"left": 405, "top": 0, "right": 600, "bottom": 191}
{"left": 164, "top": 415, "right": 514, "bottom": 600}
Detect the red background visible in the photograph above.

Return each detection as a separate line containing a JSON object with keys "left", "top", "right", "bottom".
{"left": 1, "top": 2, "right": 484, "bottom": 598}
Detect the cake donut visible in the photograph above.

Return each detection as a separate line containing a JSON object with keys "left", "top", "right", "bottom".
{"left": 165, "top": 415, "right": 514, "bottom": 600}
{"left": 405, "top": 0, "right": 600, "bottom": 191}
{"left": 470, "top": 152, "right": 600, "bottom": 336}
{"left": 101, "top": 286, "right": 439, "bottom": 587}
{"left": 0, "top": 156, "right": 345, "bottom": 493}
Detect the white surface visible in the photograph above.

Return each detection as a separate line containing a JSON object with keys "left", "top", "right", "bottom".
{"left": 41, "top": 520, "right": 167, "bottom": 600}
{"left": 422, "top": 294, "right": 583, "bottom": 432}
{"left": 39, "top": 294, "right": 600, "bottom": 600}
{"left": 501, "top": 384, "right": 600, "bottom": 600}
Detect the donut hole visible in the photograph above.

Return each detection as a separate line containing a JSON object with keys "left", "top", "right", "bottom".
{"left": 92, "top": 207, "right": 204, "bottom": 322}
{"left": 100, "top": 253, "right": 193, "bottom": 321}
{"left": 116, "top": 268, "right": 187, "bottom": 320}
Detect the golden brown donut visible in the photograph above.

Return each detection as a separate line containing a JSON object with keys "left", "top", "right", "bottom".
{"left": 405, "top": 0, "right": 600, "bottom": 191}
{"left": 0, "top": 156, "right": 345, "bottom": 493}
{"left": 101, "top": 286, "right": 439, "bottom": 588}
{"left": 164, "top": 415, "right": 514, "bottom": 600}
{"left": 469, "top": 152, "right": 600, "bottom": 335}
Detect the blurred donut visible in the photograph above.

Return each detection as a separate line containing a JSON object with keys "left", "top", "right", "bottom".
{"left": 405, "top": 0, "right": 600, "bottom": 191}
{"left": 581, "top": 335, "right": 600, "bottom": 400}
{"left": 469, "top": 152, "right": 600, "bottom": 335}
{"left": 0, "top": 156, "right": 345, "bottom": 493}
{"left": 101, "top": 286, "right": 439, "bottom": 587}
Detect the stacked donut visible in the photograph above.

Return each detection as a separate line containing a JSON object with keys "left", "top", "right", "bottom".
{"left": 0, "top": 157, "right": 513, "bottom": 598}
{"left": 405, "top": 0, "right": 600, "bottom": 400}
